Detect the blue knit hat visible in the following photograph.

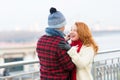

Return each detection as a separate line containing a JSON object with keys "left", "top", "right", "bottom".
{"left": 48, "top": 7, "right": 66, "bottom": 28}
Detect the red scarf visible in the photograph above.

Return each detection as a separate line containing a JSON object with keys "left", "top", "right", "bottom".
{"left": 70, "top": 39, "right": 82, "bottom": 80}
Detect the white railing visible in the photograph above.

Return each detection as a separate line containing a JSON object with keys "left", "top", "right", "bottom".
{"left": 93, "top": 49, "right": 120, "bottom": 80}
{"left": 0, "top": 60, "right": 40, "bottom": 80}
{"left": 0, "top": 49, "right": 120, "bottom": 80}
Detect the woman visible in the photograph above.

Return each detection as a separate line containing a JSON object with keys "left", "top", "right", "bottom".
{"left": 59, "top": 22, "right": 98, "bottom": 80}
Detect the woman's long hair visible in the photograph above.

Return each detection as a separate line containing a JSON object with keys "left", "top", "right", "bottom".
{"left": 75, "top": 22, "right": 98, "bottom": 54}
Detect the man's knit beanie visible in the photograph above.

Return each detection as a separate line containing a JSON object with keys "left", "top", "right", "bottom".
{"left": 48, "top": 7, "right": 66, "bottom": 28}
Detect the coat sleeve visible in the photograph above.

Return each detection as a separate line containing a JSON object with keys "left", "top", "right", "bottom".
{"left": 67, "top": 46, "right": 94, "bottom": 69}
{"left": 57, "top": 48, "right": 75, "bottom": 71}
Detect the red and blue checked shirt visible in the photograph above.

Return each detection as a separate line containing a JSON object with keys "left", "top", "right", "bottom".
{"left": 36, "top": 35, "right": 75, "bottom": 80}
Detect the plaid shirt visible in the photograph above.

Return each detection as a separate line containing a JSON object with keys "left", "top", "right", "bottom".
{"left": 36, "top": 35, "right": 75, "bottom": 80}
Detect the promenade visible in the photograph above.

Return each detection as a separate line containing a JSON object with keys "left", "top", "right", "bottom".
{"left": 0, "top": 47, "right": 120, "bottom": 80}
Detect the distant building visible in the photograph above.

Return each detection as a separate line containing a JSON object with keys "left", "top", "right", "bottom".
{"left": 0, "top": 44, "right": 39, "bottom": 76}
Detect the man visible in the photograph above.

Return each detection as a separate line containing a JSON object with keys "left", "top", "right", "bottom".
{"left": 36, "top": 7, "right": 75, "bottom": 80}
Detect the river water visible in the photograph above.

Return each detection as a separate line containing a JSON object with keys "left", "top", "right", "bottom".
{"left": 94, "top": 32, "right": 120, "bottom": 61}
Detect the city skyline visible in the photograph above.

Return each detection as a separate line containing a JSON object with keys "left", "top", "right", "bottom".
{"left": 0, "top": 0, "right": 120, "bottom": 31}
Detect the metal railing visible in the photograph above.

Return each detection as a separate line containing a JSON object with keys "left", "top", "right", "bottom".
{"left": 0, "top": 60, "right": 40, "bottom": 80}
{"left": 0, "top": 49, "right": 120, "bottom": 80}
{"left": 92, "top": 49, "right": 120, "bottom": 80}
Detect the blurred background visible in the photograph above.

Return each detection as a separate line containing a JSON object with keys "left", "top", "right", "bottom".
{"left": 0, "top": 0, "right": 120, "bottom": 31}
{"left": 0, "top": 0, "right": 120, "bottom": 79}
{"left": 0, "top": 0, "right": 120, "bottom": 50}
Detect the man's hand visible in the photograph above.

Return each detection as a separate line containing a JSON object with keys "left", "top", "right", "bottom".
{"left": 65, "top": 34, "right": 70, "bottom": 41}
{"left": 58, "top": 41, "right": 71, "bottom": 51}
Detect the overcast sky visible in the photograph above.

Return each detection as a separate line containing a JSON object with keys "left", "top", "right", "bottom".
{"left": 0, "top": 0, "right": 120, "bottom": 31}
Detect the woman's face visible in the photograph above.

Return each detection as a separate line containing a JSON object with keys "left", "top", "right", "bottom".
{"left": 70, "top": 24, "right": 79, "bottom": 41}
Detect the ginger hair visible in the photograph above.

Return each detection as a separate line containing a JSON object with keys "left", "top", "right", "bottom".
{"left": 75, "top": 22, "right": 98, "bottom": 54}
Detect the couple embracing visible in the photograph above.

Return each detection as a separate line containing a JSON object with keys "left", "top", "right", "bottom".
{"left": 36, "top": 7, "right": 98, "bottom": 80}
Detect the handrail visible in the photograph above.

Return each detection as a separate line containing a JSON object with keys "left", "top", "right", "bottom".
{"left": 0, "top": 49, "right": 120, "bottom": 68}
{"left": 0, "top": 60, "right": 39, "bottom": 68}
{"left": 98, "top": 49, "right": 120, "bottom": 54}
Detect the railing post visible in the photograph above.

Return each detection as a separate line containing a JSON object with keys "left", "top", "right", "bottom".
{"left": 92, "top": 62, "right": 96, "bottom": 80}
